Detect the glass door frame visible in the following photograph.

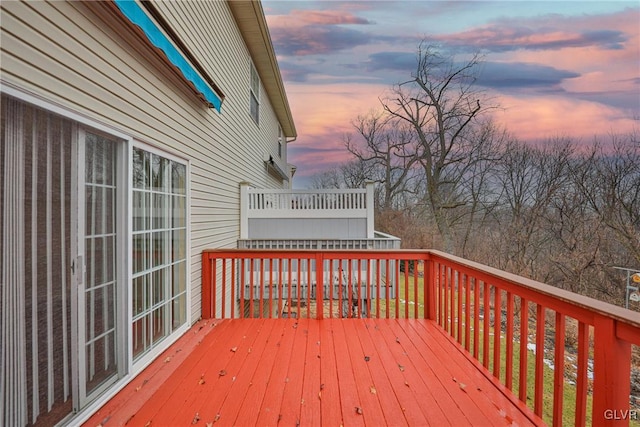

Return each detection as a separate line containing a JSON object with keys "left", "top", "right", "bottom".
{"left": 73, "top": 127, "right": 129, "bottom": 409}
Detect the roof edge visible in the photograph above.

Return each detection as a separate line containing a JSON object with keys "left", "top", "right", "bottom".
{"left": 227, "top": 1, "right": 296, "bottom": 138}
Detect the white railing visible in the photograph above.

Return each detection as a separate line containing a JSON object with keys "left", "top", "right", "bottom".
{"left": 248, "top": 188, "right": 367, "bottom": 211}
{"left": 240, "top": 182, "right": 375, "bottom": 239}
{"left": 238, "top": 235, "right": 401, "bottom": 250}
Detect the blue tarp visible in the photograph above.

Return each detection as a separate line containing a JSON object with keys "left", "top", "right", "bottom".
{"left": 114, "top": 0, "right": 222, "bottom": 111}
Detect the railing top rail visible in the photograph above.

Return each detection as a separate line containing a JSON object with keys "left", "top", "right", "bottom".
{"left": 202, "top": 248, "right": 640, "bottom": 330}
{"left": 427, "top": 249, "right": 640, "bottom": 330}
{"left": 247, "top": 188, "right": 366, "bottom": 195}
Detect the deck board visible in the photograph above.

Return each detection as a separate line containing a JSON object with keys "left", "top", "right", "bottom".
{"left": 367, "top": 320, "right": 432, "bottom": 426}
{"left": 318, "top": 320, "right": 343, "bottom": 426}
{"left": 331, "top": 320, "right": 367, "bottom": 427}
{"left": 399, "top": 320, "right": 506, "bottom": 425}
{"left": 84, "top": 318, "right": 543, "bottom": 427}
{"left": 255, "top": 319, "right": 299, "bottom": 426}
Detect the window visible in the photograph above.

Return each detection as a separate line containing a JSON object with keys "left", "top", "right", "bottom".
{"left": 132, "top": 147, "right": 188, "bottom": 361}
{"left": 250, "top": 62, "right": 260, "bottom": 124}
{"left": 278, "top": 125, "right": 283, "bottom": 158}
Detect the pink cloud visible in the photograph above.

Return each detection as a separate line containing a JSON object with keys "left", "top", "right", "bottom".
{"left": 267, "top": 9, "right": 370, "bottom": 27}
{"left": 493, "top": 94, "right": 638, "bottom": 142}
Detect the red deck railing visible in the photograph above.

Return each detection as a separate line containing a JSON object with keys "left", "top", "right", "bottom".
{"left": 202, "top": 249, "right": 640, "bottom": 427}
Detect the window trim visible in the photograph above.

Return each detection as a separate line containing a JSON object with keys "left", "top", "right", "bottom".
{"left": 278, "top": 124, "right": 283, "bottom": 158}
{"left": 249, "top": 61, "right": 260, "bottom": 125}
{"left": 129, "top": 140, "right": 191, "bottom": 372}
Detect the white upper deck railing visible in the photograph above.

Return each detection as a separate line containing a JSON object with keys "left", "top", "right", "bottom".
{"left": 240, "top": 182, "right": 375, "bottom": 239}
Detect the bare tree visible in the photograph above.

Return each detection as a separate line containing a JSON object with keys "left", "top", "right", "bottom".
{"left": 380, "top": 42, "right": 496, "bottom": 253}
{"left": 308, "top": 160, "right": 372, "bottom": 190}
{"left": 487, "top": 138, "right": 574, "bottom": 276}
{"left": 580, "top": 134, "right": 640, "bottom": 264}
{"left": 344, "top": 112, "right": 419, "bottom": 210}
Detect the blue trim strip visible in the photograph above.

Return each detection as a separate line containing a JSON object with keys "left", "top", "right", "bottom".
{"left": 114, "top": 0, "right": 222, "bottom": 111}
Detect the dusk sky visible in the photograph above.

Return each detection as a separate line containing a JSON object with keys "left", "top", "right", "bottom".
{"left": 262, "top": 1, "right": 640, "bottom": 188}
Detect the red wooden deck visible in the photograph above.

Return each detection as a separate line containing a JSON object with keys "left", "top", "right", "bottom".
{"left": 85, "top": 318, "right": 542, "bottom": 427}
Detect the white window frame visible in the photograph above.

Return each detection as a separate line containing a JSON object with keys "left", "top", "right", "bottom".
{"left": 249, "top": 61, "right": 260, "bottom": 125}
{"left": 129, "top": 140, "right": 191, "bottom": 372}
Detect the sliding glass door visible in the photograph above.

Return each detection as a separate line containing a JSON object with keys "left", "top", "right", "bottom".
{"left": 1, "top": 95, "right": 125, "bottom": 425}
{"left": 2, "top": 92, "right": 188, "bottom": 426}
{"left": 76, "top": 129, "right": 124, "bottom": 406}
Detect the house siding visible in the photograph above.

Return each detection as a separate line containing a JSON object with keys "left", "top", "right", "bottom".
{"left": 0, "top": 0, "right": 288, "bottom": 326}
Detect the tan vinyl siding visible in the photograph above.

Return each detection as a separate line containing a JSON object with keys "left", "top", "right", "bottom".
{"left": 1, "top": 0, "right": 288, "bottom": 323}
{"left": 151, "top": 0, "right": 288, "bottom": 184}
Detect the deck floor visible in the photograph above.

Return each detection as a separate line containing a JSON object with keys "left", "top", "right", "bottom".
{"left": 85, "top": 318, "right": 541, "bottom": 426}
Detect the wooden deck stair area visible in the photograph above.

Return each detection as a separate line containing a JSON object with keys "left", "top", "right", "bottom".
{"left": 84, "top": 318, "right": 541, "bottom": 427}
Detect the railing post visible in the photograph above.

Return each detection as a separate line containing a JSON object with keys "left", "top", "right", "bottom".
{"left": 365, "top": 181, "right": 374, "bottom": 238}
{"left": 316, "top": 252, "right": 324, "bottom": 319}
{"left": 592, "top": 316, "right": 632, "bottom": 426}
{"left": 425, "top": 254, "right": 436, "bottom": 320}
{"left": 239, "top": 182, "right": 250, "bottom": 239}
{"left": 201, "top": 251, "right": 212, "bottom": 319}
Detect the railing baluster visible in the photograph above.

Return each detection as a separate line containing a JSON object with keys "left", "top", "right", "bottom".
{"left": 435, "top": 262, "right": 440, "bottom": 322}
{"left": 358, "top": 259, "right": 363, "bottom": 319}
{"left": 278, "top": 258, "right": 283, "bottom": 318}
{"left": 575, "top": 322, "right": 588, "bottom": 427}
{"left": 230, "top": 259, "right": 236, "bottom": 319}
{"left": 287, "top": 258, "right": 292, "bottom": 318}
{"left": 306, "top": 258, "right": 311, "bottom": 319}
{"left": 456, "top": 271, "right": 464, "bottom": 344}
{"left": 367, "top": 259, "right": 372, "bottom": 319}
{"left": 404, "top": 260, "right": 409, "bottom": 319}
{"left": 376, "top": 260, "right": 381, "bottom": 318}
{"left": 395, "top": 259, "right": 400, "bottom": 319}
{"left": 337, "top": 259, "right": 342, "bottom": 318}
{"left": 240, "top": 258, "right": 246, "bottom": 318}
{"left": 552, "top": 312, "right": 565, "bottom": 427}
{"left": 505, "top": 292, "right": 513, "bottom": 390}
{"left": 483, "top": 281, "right": 490, "bottom": 369}
{"left": 534, "top": 304, "right": 545, "bottom": 417}
{"left": 347, "top": 260, "right": 353, "bottom": 317}
{"left": 316, "top": 253, "right": 324, "bottom": 320}
{"left": 212, "top": 258, "right": 218, "bottom": 318}
{"left": 450, "top": 267, "right": 455, "bottom": 336}
{"left": 222, "top": 258, "right": 227, "bottom": 318}
{"left": 465, "top": 274, "right": 471, "bottom": 351}
{"left": 268, "top": 258, "right": 273, "bottom": 318}
{"left": 328, "top": 259, "right": 334, "bottom": 318}
{"left": 493, "top": 287, "right": 502, "bottom": 379}
{"left": 385, "top": 259, "right": 390, "bottom": 319}
{"left": 259, "top": 259, "right": 265, "bottom": 318}
{"left": 414, "top": 259, "right": 420, "bottom": 319}
{"left": 473, "top": 277, "right": 480, "bottom": 360}
{"left": 249, "top": 258, "right": 254, "bottom": 318}
{"left": 519, "top": 297, "right": 529, "bottom": 403}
